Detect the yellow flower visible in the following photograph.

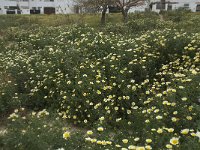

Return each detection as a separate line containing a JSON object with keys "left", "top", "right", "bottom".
{"left": 145, "top": 119, "right": 150, "bottom": 123}
{"left": 181, "top": 129, "right": 189, "bottom": 135}
{"left": 63, "top": 131, "right": 70, "bottom": 140}
{"left": 102, "top": 140, "right": 107, "bottom": 145}
{"left": 171, "top": 89, "right": 176, "bottom": 93}
{"left": 156, "top": 93, "right": 162, "bottom": 97}
{"left": 145, "top": 145, "right": 152, "bottom": 150}
{"left": 96, "top": 90, "right": 101, "bottom": 95}
{"left": 163, "top": 101, "right": 168, "bottom": 105}
{"left": 21, "top": 130, "right": 26, "bottom": 135}
{"left": 191, "top": 70, "right": 197, "bottom": 74}
{"left": 87, "top": 130, "right": 93, "bottom": 135}
{"left": 106, "top": 141, "right": 112, "bottom": 145}
{"left": 96, "top": 140, "right": 102, "bottom": 144}
{"left": 166, "top": 144, "right": 172, "bottom": 149}
{"left": 128, "top": 145, "right": 136, "bottom": 150}
{"left": 191, "top": 133, "right": 196, "bottom": 137}
{"left": 115, "top": 107, "right": 119, "bottom": 111}
{"left": 134, "top": 137, "right": 140, "bottom": 141}
{"left": 136, "top": 147, "right": 145, "bottom": 150}
{"left": 20, "top": 108, "right": 25, "bottom": 111}
{"left": 156, "top": 115, "right": 163, "bottom": 120}
{"left": 168, "top": 128, "right": 174, "bottom": 133}
{"left": 171, "top": 117, "right": 177, "bottom": 122}
{"left": 78, "top": 81, "right": 82, "bottom": 84}
{"left": 122, "top": 139, "right": 129, "bottom": 144}
{"left": 97, "top": 127, "right": 104, "bottom": 132}
{"left": 85, "top": 137, "right": 91, "bottom": 141}
{"left": 146, "top": 139, "right": 152, "bottom": 143}
{"left": 181, "top": 97, "right": 187, "bottom": 101}
{"left": 99, "top": 116, "right": 105, "bottom": 121}
{"left": 170, "top": 137, "right": 179, "bottom": 145}
{"left": 186, "top": 116, "right": 192, "bottom": 120}
{"left": 115, "top": 144, "right": 121, "bottom": 148}
{"left": 127, "top": 110, "right": 131, "bottom": 114}
{"left": 91, "top": 138, "right": 97, "bottom": 143}
{"left": 157, "top": 128, "right": 163, "bottom": 134}
{"left": 14, "top": 109, "right": 18, "bottom": 113}
{"left": 188, "top": 106, "right": 193, "bottom": 111}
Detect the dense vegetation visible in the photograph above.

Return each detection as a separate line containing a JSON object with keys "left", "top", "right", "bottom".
{"left": 0, "top": 11, "right": 200, "bottom": 150}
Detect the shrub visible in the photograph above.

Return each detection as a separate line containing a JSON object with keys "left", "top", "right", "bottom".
{"left": 0, "top": 14, "right": 200, "bottom": 149}
{"left": 1, "top": 109, "right": 86, "bottom": 150}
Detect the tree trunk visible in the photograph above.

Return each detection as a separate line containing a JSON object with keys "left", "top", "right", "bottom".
{"left": 101, "top": 6, "right": 107, "bottom": 25}
{"left": 122, "top": 7, "right": 129, "bottom": 23}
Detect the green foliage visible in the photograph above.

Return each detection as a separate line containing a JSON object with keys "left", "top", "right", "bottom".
{"left": 0, "top": 71, "right": 19, "bottom": 113}
{"left": 0, "top": 13, "right": 200, "bottom": 150}
{"left": 1, "top": 109, "right": 86, "bottom": 150}
{"left": 129, "top": 11, "right": 159, "bottom": 20}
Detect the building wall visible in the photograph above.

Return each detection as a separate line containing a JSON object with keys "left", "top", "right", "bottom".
{"left": 129, "top": 4, "right": 148, "bottom": 13}
{"left": 150, "top": 0, "right": 200, "bottom": 12}
{"left": 128, "top": 0, "right": 200, "bottom": 13}
{"left": 0, "top": 0, "right": 75, "bottom": 14}
{"left": 1, "top": 0, "right": 200, "bottom": 15}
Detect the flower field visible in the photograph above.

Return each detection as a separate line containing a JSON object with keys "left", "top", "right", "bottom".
{"left": 0, "top": 12, "right": 200, "bottom": 150}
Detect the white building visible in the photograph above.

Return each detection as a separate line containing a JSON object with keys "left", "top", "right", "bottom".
{"left": 129, "top": 0, "right": 200, "bottom": 13}
{"left": 1, "top": 0, "right": 200, "bottom": 15}
{"left": 150, "top": 0, "right": 200, "bottom": 12}
{"left": 124, "top": 0, "right": 200, "bottom": 13}
{"left": 0, "top": 0, "right": 77, "bottom": 14}
{"left": 129, "top": 4, "right": 148, "bottom": 13}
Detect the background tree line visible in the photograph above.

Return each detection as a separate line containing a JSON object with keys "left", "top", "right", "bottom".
{"left": 74, "top": 0, "right": 146, "bottom": 24}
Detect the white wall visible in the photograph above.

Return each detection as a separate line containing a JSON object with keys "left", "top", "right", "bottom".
{"left": 151, "top": 0, "right": 200, "bottom": 12}
{"left": 129, "top": 4, "right": 148, "bottom": 13}
{"left": 128, "top": 0, "right": 200, "bottom": 13}
{"left": 1, "top": 0, "right": 200, "bottom": 15}
{"left": 0, "top": 0, "right": 75, "bottom": 14}
{"left": 55, "top": 0, "right": 75, "bottom": 14}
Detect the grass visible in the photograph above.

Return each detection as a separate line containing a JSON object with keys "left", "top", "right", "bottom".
{"left": 1, "top": 12, "right": 199, "bottom": 31}
{"left": 0, "top": 13, "right": 123, "bottom": 30}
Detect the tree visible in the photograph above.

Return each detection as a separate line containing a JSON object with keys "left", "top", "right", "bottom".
{"left": 115, "top": 0, "right": 145, "bottom": 22}
{"left": 75, "top": 0, "right": 146, "bottom": 24}
{"left": 145, "top": 0, "right": 152, "bottom": 11}
{"left": 75, "top": 0, "right": 114, "bottom": 25}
